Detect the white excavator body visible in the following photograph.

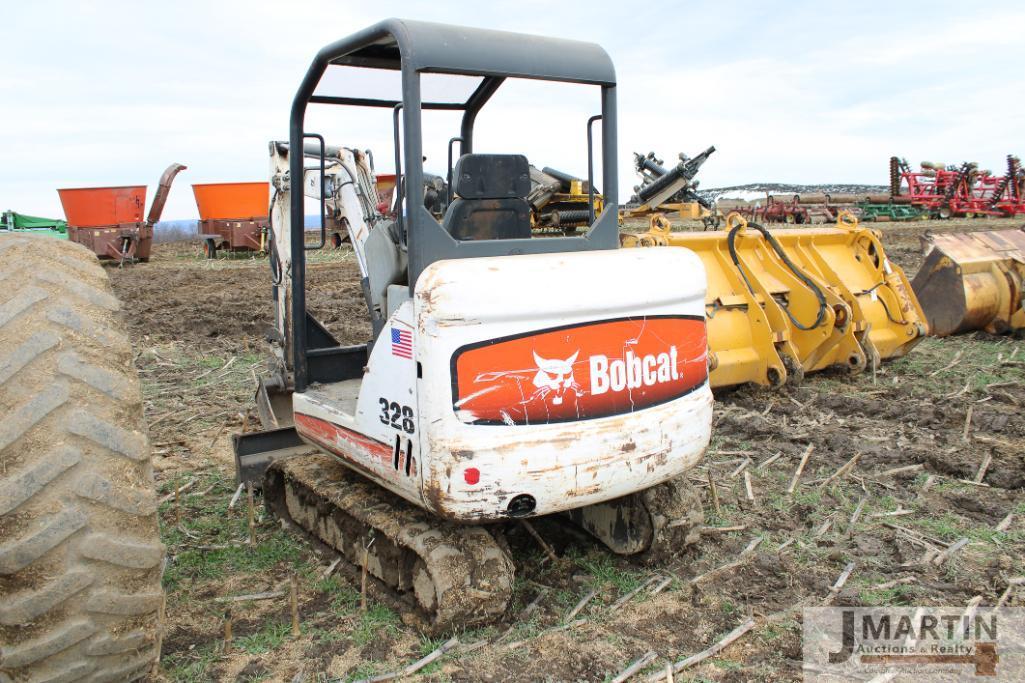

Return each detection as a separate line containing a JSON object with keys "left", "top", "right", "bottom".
{"left": 234, "top": 18, "right": 716, "bottom": 627}
{"left": 292, "top": 245, "right": 712, "bottom": 521}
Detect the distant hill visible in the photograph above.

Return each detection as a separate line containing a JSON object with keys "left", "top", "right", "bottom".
{"left": 699, "top": 182, "right": 888, "bottom": 204}
{"left": 153, "top": 219, "right": 197, "bottom": 242}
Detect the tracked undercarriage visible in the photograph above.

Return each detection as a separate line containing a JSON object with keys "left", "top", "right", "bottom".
{"left": 263, "top": 452, "right": 703, "bottom": 628}
{"left": 265, "top": 454, "right": 514, "bottom": 629}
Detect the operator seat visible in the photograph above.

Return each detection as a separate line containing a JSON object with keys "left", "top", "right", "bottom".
{"left": 443, "top": 154, "right": 532, "bottom": 240}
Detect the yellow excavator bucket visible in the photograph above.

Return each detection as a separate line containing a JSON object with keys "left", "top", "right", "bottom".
{"left": 622, "top": 212, "right": 928, "bottom": 389}
{"left": 912, "top": 228, "right": 1025, "bottom": 336}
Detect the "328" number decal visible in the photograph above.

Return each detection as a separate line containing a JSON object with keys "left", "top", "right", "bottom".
{"left": 379, "top": 398, "right": 414, "bottom": 434}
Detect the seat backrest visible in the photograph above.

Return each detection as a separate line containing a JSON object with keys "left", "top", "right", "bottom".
{"left": 443, "top": 154, "right": 532, "bottom": 241}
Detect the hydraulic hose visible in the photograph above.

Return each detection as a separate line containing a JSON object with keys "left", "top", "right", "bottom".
{"left": 865, "top": 281, "right": 908, "bottom": 325}
{"left": 268, "top": 189, "right": 282, "bottom": 286}
{"left": 727, "top": 221, "right": 828, "bottom": 331}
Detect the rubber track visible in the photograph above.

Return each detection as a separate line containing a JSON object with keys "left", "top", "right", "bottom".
{"left": 267, "top": 453, "right": 513, "bottom": 630}
{"left": 0, "top": 234, "right": 161, "bottom": 682}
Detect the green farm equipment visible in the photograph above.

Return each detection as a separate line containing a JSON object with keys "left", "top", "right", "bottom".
{"left": 1, "top": 210, "right": 69, "bottom": 238}
{"left": 857, "top": 202, "right": 924, "bottom": 222}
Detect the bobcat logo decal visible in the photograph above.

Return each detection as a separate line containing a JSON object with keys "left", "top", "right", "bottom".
{"left": 530, "top": 351, "right": 580, "bottom": 405}
{"left": 451, "top": 316, "right": 708, "bottom": 426}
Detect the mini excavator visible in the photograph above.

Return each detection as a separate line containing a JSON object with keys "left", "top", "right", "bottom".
{"left": 233, "top": 19, "right": 713, "bottom": 628}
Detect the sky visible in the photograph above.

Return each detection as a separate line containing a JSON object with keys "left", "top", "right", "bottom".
{"left": 3, "top": 0, "right": 1024, "bottom": 220}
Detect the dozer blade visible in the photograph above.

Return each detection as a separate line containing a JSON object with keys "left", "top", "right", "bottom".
{"left": 912, "top": 228, "right": 1025, "bottom": 336}
{"left": 622, "top": 212, "right": 927, "bottom": 389}
{"left": 232, "top": 375, "right": 305, "bottom": 488}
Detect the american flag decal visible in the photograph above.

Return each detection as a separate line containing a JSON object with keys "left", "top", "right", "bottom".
{"left": 390, "top": 327, "right": 412, "bottom": 359}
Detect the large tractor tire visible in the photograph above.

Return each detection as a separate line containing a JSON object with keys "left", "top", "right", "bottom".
{"left": 0, "top": 235, "right": 163, "bottom": 682}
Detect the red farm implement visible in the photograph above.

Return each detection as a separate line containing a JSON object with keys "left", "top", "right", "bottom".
{"left": 733, "top": 193, "right": 858, "bottom": 225}
{"left": 889, "top": 156, "right": 1025, "bottom": 218}
{"left": 977, "top": 155, "right": 1025, "bottom": 217}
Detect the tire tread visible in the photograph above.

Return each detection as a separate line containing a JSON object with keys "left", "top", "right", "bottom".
{"left": 0, "top": 235, "right": 161, "bottom": 682}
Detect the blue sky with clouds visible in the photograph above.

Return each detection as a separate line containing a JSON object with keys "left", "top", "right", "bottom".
{"left": 3, "top": 1, "right": 1023, "bottom": 219}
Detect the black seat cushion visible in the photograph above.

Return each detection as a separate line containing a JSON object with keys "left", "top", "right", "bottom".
{"left": 453, "top": 154, "right": 530, "bottom": 199}
{"left": 445, "top": 198, "right": 531, "bottom": 241}
{"left": 443, "top": 153, "right": 532, "bottom": 240}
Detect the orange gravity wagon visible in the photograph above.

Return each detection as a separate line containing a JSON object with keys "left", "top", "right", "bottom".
{"left": 193, "top": 181, "right": 270, "bottom": 258}
{"left": 57, "top": 163, "right": 187, "bottom": 262}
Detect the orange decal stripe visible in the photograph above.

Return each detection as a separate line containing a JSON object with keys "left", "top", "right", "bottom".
{"left": 295, "top": 413, "right": 393, "bottom": 463}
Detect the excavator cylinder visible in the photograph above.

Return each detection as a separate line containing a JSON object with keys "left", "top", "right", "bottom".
{"left": 911, "top": 228, "right": 1025, "bottom": 336}
{"left": 622, "top": 212, "right": 927, "bottom": 389}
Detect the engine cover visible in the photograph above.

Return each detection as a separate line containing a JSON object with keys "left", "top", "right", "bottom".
{"left": 414, "top": 247, "right": 713, "bottom": 521}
